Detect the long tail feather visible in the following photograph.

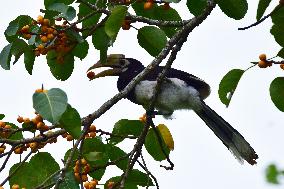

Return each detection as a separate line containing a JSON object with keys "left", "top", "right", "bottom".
{"left": 195, "top": 101, "right": 258, "bottom": 165}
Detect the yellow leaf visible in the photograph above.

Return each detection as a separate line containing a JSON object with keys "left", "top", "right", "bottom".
{"left": 157, "top": 124, "right": 174, "bottom": 151}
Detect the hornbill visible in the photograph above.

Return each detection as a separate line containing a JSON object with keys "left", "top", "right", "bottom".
{"left": 88, "top": 54, "right": 258, "bottom": 165}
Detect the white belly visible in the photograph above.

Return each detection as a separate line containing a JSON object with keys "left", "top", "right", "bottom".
{"left": 134, "top": 78, "right": 202, "bottom": 114}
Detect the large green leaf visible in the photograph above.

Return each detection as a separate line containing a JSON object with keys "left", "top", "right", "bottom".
{"left": 78, "top": 0, "right": 103, "bottom": 37}
{"left": 72, "top": 40, "right": 89, "bottom": 60}
{"left": 217, "top": 0, "right": 248, "bottom": 20}
{"left": 271, "top": 6, "right": 284, "bottom": 26}
{"left": 33, "top": 88, "right": 68, "bottom": 124}
{"left": 145, "top": 128, "right": 170, "bottom": 161}
{"left": 105, "top": 5, "right": 128, "bottom": 40}
{"left": 47, "top": 3, "right": 76, "bottom": 21}
{"left": 92, "top": 26, "right": 111, "bottom": 50}
{"left": 107, "top": 144, "right": 128, "bottom": 170}
{"left": 218, "top": 69, "right": 244, "bottom": 107}
{"left": 0, "top": 43, "right": 12, "bottom": 70}
{"left": 24, "top": 45, "right": 35, "bottom": 75}
{"left": 109, "top": 119, "right": 144, "bottom": 144}
{"left": 270, "top": 24, "right": 284, "bottom": 47}
{"left": 59, "top": 105, "right": 81, "bottom": 139}
{"left": 9, "top": 152, "right": 60, "bottom": 188}
{"left": 46, "top": 50, "right": 75, "bottom": 81}
{"left": 4, "top": 15, "right": 33, "bottom": 42}
{"left": 127, "top": 169, "right": 153, "bottom": 186}
{"left": 256, "top": 0, "right": 272, "bottom": 21}
{"left": 153, "top": 6, "right": 181, "bottom": 38}
{"left": 270, "top": 77, "right": 284, "bottom": 112}
{"left": 186, "top": 0, "right": 207, "bottom": 16}
{"left": 137, "top": 26, "right": 167, "bottom": 57}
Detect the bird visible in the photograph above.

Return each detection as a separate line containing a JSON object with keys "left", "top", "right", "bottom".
{"left": 88, "top": 54, "right": 258, "bottom": 165}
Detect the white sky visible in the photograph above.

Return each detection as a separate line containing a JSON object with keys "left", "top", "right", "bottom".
{"left": 1, "top": 0, "right": 284, "bottom": 188}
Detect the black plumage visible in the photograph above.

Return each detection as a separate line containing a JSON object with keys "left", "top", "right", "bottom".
{"left": 88, "top": 54, "right": 258, "bottom": 165}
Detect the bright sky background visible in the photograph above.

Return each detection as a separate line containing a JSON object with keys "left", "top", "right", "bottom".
{"left": 1, "top": 0, "right": 284, "bottom": 188}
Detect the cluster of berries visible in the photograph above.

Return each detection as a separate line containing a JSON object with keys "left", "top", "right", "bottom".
{"left": 258, "top": 54, "right": 284, "bottom": 70}
{"left": 18, "top": 15, "right": 73, "bottom": 64}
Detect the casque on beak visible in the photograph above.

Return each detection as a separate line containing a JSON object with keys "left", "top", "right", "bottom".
{"left": 87, "top": 54, "right": 125, "bottom": 80}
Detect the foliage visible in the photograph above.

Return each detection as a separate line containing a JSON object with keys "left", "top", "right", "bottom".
{"left": 0, "top": 0, "right": 283, "bottom": 188}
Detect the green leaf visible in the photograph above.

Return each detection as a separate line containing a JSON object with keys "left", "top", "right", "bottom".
{"left": 5, "top": 15, "right": 33, "bottom": 42}
{"left": 266, "top": 164, "right": 279, "bottom": 184}
{"left": 72, "top": 40, "right": 89, "bottom": 60}
{"left": 277, "top": 48, "right": 284, "bottom": 58}
{"left": 45, "top": 0, "right": 75, "bottom": 7}
{"left": 217, "top": 0, "right": 248, "bottom": 20}
{"left": 186, "top": 0, "right": 207, "bottom": 16}
{"left": 24, "top": 45, "right": 35, "bottom": 75}
{"left": 132, "top": 1, "right": 158, "bottom": 19}
{"left": 59, "top": 105, "right": 81, "bottom": 139}
{"left": 83, "top": 138, "right": 106, "bottom": 154}
{"left": 11, "top": 38, "right": 28, "bottom": 64}
{"left": 46, "top": 50, "right": 75, "bottom": 81}
{"left": 109, "top": 119, "right": 143, "bottom": 144}
{"left": 33, "top": 88, "right": 68, "bottom": 124}
{"left": 47, "top": 3, "right": 76, "bottom": 21}
{"left": 271, "top": 6, "right": 284, "bottom": 25}
{"left": 105, "top": 5, "right": 128, "bottom": 40}
{"left": 104, "top": 176, "right": 138, "bottom": 189}
{"left": 145, "top": 127, "right": 170, "bottom": 161}
{"left": 271, "top": 24, "right": 284, "bottom": 47}
{"left": 128, "top": 169, "right": 153, "bottom": 186}
{"left": 60, "top": 171, "right": 80, "bottom": 189}
{"left": 0, "top": 43, "right": 12, "bottom": 70}
{"left": 0, "top": 114, "right": 5, "bottom": 120}
{"left": 137, "top": 26, "right": 167, "bottom": 57}
{"left": 218, "top": 69, "right": 244, "bottom": 107}
{"left": 9, "top": 152, "right": 60, "bottom": 188}
{"left": 256, "top": 0, "right": 272, "bottom": 21}
{"left": 6, "top": 122, "right": 23, "bottom": 140}
{"left": 92, "top": 26, "right": 111, "bottom": 50}
{"left": 107, "top": 144, "right": 128, "bottom": 170}
{"left": 65, "top": 28, "right": 84, "bottom": 43}
{"left": 270, "top": 77, "right": 284, "bottom": 112}
{"left": 78, "top": 0, "right": 104, "bottom": 37}
{"left": 153, "top": 6, "right": 181, "bottom": 38}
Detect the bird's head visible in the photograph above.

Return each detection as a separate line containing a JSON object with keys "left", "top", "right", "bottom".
{"left": 87, "top": 54, "right": 139, "bottom": 80}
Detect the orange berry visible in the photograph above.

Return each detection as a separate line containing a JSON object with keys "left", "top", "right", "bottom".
{"left": 74, "top": 172, "right": 80, "bottom": 181}
{"left": 23, "top": 118, "right": 30, "bottom": 124}
{"left": 37, "top": 15, "right": 44, "bottom": 24}
{"left": 66, "top": 134, "right": 73, "bottom": 141}
{"left": 107, "top": 181, "right": 115, "bottom": 189}
{"left": 280, "top": 64, "right": 284, "bottom": 70}
{"left": 163, "top": 2, "right": 170, "bottom": 10}
{"left": 41, "top": 36, "right": 48, "bottom": 43}
{"left": 0, "top": 121, "right": 5, "bottom": 127}
{"left": 21, "top": 25, "right": 30, "bottom": 33}
{"left": 17, "top": 116, "right": 24, "bottom": 123}
{"left": 62, "top": 133, "right": 68, "bottom": 138}
{"left": 36, "top": 122, "right": 45, "bottom": 129}
{"left": 89, "top": 125, "right": 96, "bottom": 132}
{"left": 41, "top": 26, "right": 48, "bottom": 33}
{"left": 34, "top": 50, "right": 41, "bottom": 56}
{"left": 0, "top": 186, "right": 3, "bottom": 189}
{"left": 90, "top": 180, "right": 98, "bottom": 186}
{"left": 84, "top": 182, "right": 90, "bottom": 189}
{"left": 258, "top": 60, "right": 268, "bottom": 68}
{"left": 12, "top": 184, "right": 20, "bottom": 189}
{"left": 73, "top": 165, "right": 79, "bottom": 173}
{"left": 144, "top": 1, "right": 153, "bottom": 10}
{"left": 35, "top": 115, "right": 43, "bottom": 122}
{"left": 81, "top": 174, "right": 88, "bottom": 182}
{"left": 259, "top": 54, "right": 266, "bottom": 61}
{"left": 29, "top": 142, "right": 38, "bottom": 149}
{"left": 0, "top": 147, "right": 5, "bottom": 154}
{"left": 89, "top": 132, "right": 96, "bottom": 138}
{"left": 87, "top": 71, "right": 96, "bottom": 80}
{"left": 14, "top": 147, "right": 22, "bottom": 154}
{"left": 4, "top": 124, "right": 11, "bottom": 129}
{"left": 82, "top": 164, "right": 90, "bottom": 174}
{"left": 43, "top": 19, "right": 50, "bottom": 26}
{"left": 23, "top": 34, "right": 31, "bottom": 40}
{"left": 35, "top": 88, "right": 44, "bottom": 93}
{"left": 47, "top": 33, "right": 54, "bottom": 40}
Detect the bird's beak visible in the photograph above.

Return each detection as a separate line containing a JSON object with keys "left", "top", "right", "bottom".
{"left": 87, "top": 54, "right": 125, "bottom": 80}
